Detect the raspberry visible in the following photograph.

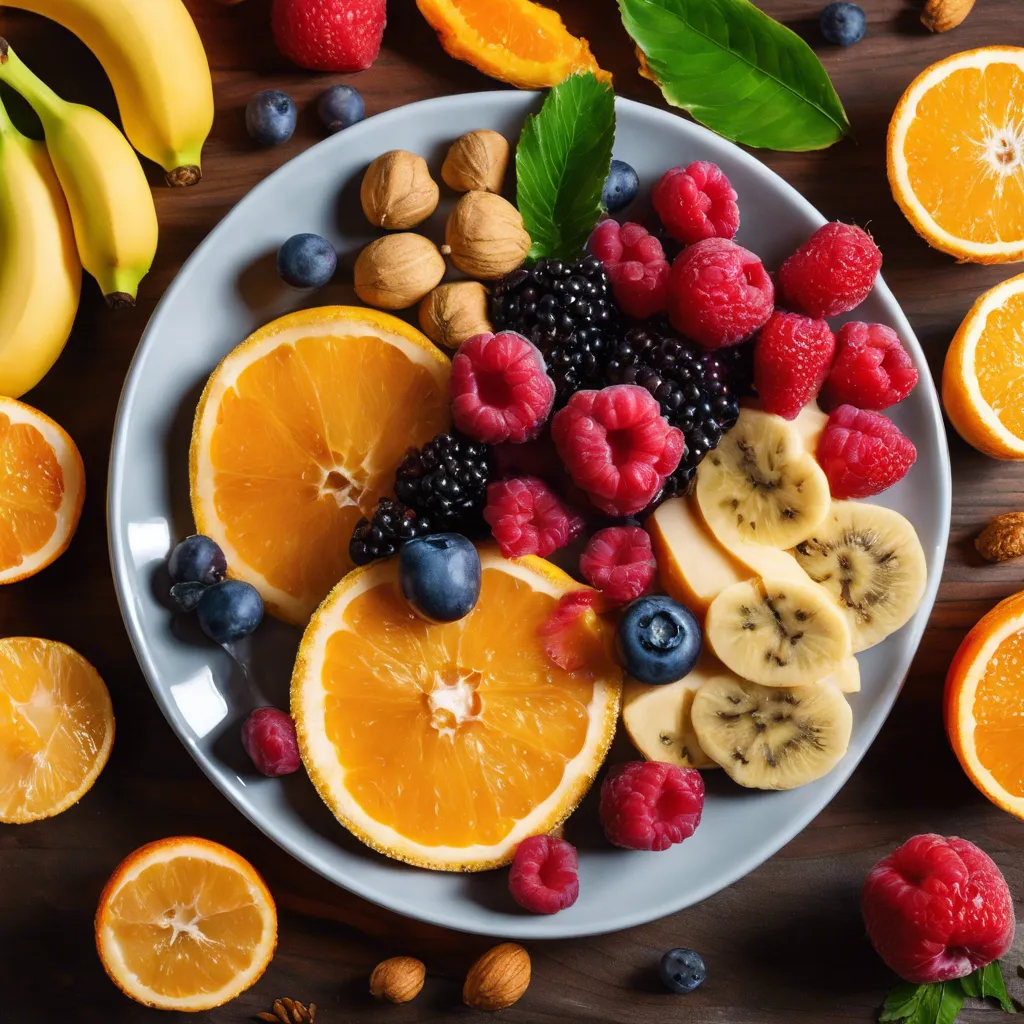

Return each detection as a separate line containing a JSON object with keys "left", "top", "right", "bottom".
{"left": 588, "top": 219, "right": 670, "bottom": 319}
{"left": 822, "top": 321, "right": 919, "bottom": 410}
{"left": 579, "top": 526, "right": 657, "bottom": 604}
{"left": 508, "top": 835, "right": 580, "bottom": 914}
{"left": 539, "top": 590, "right": 611, "bottom": 670}
{"left": 861, "top": 834, "right": 1015, "bottom": 984}
{"left": 551, "top": 385, "right": 684, "bottom": 517}
{"left": 818, "top": 405, "right": 917, "bottom": 499}
{"left": 754, "top": 311, "right": 836, "bottom": 419}
{"left": 483, "top": 476, "right": 584, "bottom": 558}
{"left": 778, "top": 222, "right": 882, "bottom": 318}
{"left": 668, "top": 238, "right": 774, "bottom": 349}
{"left": 653, "top": 162, "right": 740, "bottom": 245}
{"left": 599, "top": 761, "right": 704, "bottom": 851}
{"left": 451, "top": 332, "right": 556, "bottom": 445}
{"left": 241, "top": 707, "right": 301, "bottom": 776}
{"left": 271, "top": 0, "right": 386, "bottom": 72}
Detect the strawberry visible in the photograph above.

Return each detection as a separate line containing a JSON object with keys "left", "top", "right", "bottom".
{"left": 271, "top": 0, "right": 386, "bottom": 73}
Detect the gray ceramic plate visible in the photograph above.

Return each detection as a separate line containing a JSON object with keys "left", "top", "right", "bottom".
{"left": 108, "top": 91, "right": 951, "bottom": 939}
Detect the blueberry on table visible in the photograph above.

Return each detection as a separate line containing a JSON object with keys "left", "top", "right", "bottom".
{"left": 602, "top": 159, "right": 640, "bottom": 213}
{"left": 317, "top": 84, "right": 365, "bottom": 134}
{"left": 245, "top": 89, "right": 297, "bottom": 146}
{"left": 277, "top": 233, "right": 337, "bottom": 289}
{"left": 820, "top": 2, "right": 866, "bottom": 45}
{"left": 168, "top": 534, "right": 226, "bottom": 586}
{"left": 616, "top": 595, "right": 702, "bottom": 686}
{"left": 196, "top": 579, "right": 264, "bottom": 644}
{"left": 660, "top": 948, "right": 706, "bottom": 994}
{"left": 399, "top": 533, "right": 481, "bottom": 623}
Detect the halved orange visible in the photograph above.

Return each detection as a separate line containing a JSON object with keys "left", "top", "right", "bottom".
{"left": 95, "top": 837, "right": 277, "bottom": 1012}
{"left": 888, "top": 47, "right": 1024, "bottom": 263}
{"left": 190, "top": 307, "right": 451, "bottom": 624}
{"left": 292, "top": 547, "right": 623, "bottom": 870}
{"left": 415, "top": 0, "right": 610, "bottom": 89}
{"left": 0, "top": 638, "right": 113, "bottom": 823}
{"left": 946, "top": 589, "right": 1024, "bottom": 820}
{"left": 0, "top": 396, "right": 84, "bottom": 583}
{"left": 943, "top": 272, "right": 1024, "bottom": 459}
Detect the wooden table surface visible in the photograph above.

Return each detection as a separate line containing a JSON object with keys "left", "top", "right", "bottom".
{"left": 2, "top": 1, "right": 1024, "bottom": 1021}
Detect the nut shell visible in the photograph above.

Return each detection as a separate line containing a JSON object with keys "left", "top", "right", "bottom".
{"left": 442, "top": 130, "right": 511, "bottom": 193}
{"left": 463, "top": 942, "right": 531, "bottom": 1011}
{"left": 369, "top": 956, "right": 425, "bottom": 1004}
{"left": 921, "top": 0, "right": 975, "bottom": 31}
{"left": 361, "top": 150, "right": 439, "bottom": 230}
{"left": 418, "top": 281, "right": 492, "bottom": 349}
{"left": 976, "top": 512, "right": 1024, "bottom": 562}
{"left": 354, "top": 233, "right": 446, "bottom": 310}
{"left": 443, "top": 191, "right": 531, "bottom": 280}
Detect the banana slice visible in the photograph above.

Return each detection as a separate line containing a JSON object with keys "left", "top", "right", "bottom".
{"left": 696, "top": 408, "right": 831, "bottom": 551}
{"left": 793, "top": 400, "right": 829, "bottom": 456}
{"left": 793, "top": 501, "right": 927, "bottom": 653}
{"left": 690, "top": 676, "right": 853, "bottom": 790}
{"left": 706, "top": 576, "right": 852, "bottom": 686}
{"left": 819, "top": 655, "right": 861, "bottom": 694}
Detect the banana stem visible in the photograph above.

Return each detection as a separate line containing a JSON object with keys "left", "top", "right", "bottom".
{"left": 0, "top": 39, "right": 66, "bottom": 122}
{"left": 0, "top": 92, "right": 12, "bottom": 136}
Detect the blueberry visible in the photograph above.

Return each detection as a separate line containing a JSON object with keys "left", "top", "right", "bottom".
{"left": 196, "top": 580, "right": 264, "bottom": 644}
{"left": 277, "top": 233, "right": 337, "bottom": 289}
{"left": 602, "top": 159, "right": 640, "bottom": 213}
{"left": 245, "top": 89, "right": 297, "bottom": 146}
{"left": 168, "top": 534, "right": 226, "bottom": 586}
{"left": 616, "top": 596, "right": 701, "bottom": 686}
{"left": 659, "top": 948, "right": 706, "bottom": 994}
{"left": 819, "top": 2, "right": 866, "bottom": 45}
{"left": 170, "top": 581, "right": 207, "bottom": 613}
{"left": 317, "top": 84, "right": 365, "bottom": 134}
{"left": 399, "top": 533, "right": 481, "bottom": 623}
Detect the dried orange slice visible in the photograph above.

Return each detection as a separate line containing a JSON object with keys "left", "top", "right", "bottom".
{"left": 945, "top": 589, "right": 1024, "bottom": 820}
{"left": 95, "top": 837, "right": 277, "bottom": 1011}
{"left": 415, "top": 0, "right": 609, "bottom": 89}
{"left": 0, "top": 638, "right": 113, "bottom": 823}
{"left": 191, "top": 307, "right": 450, "bottom": 624}
{"left": 292, "top": 547, "right": 622, "bottom": 870}
{"left": 0, "top": 397, "right": 84, "bottom": 584}
{"left": 888, "top": 47, "right": 1024, "bottom": 263}
{"left": 942, "top": 272, "right": 1024, "bottom": 459}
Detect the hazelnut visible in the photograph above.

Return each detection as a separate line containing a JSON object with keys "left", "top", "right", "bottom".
{"left": 353, "top": 233, "right": 446, "bottom": 310}
{"left": 442, "top": 191, "right": 531, "bottom": 280}
{"left": 369, "top": 956, "right": 425, "bottom": 1004}
{"left": 361, "top": 150, "right": 439, "bottom": 230}
{"left": 442, "top": 130, "right": 511, "bottom": 193}
{"left": 463, "top": 943, "right": 531, "bottom": 1011}
{"left": 418, "top": 281, "right": 492, "bottom": 349}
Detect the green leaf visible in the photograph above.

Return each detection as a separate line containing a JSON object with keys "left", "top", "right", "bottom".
{"left": 879, "top": 981, "right": 964, "bottom": 1024}
{"left": 516, "top": 73, "right": 615, "bottom": 262}
{"left": 617, "top": 0, "right": 850, "bottom": 152}
{"left": 962, "top": 963, "right": 1017, "bottom": 1013}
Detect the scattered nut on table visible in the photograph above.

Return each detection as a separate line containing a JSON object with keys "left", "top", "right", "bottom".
{"left": 369, "top": 956, "right": 426, "bottom": 1004}
{"left": 976, "top": 512, "right": 1024, "bottom": 562}
{"left": 361, "top": 150, "right": 439, "bottom": 230}
{"left": 921, "top": 0, "right": 975, "bottom": 32}
{"left": 442, "top": 129, "right": 511, "bottom": 194}
{"left": 463, "top": 942, "right": 531, "bottom": 1011}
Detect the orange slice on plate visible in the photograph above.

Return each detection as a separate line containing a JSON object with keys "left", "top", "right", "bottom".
{"left": 888, "top": 47, "right": 1024, "bottom": 263}
{"left": 190, "top": 307, "right": 451, "bottom": 624}
{"left": 943, "top": 271, "right": 1024, "bottom": 459}
{"left": 292, "top": 547, "right": 622, "bottom": 871}
{"left": 0, "top": 396, "right": 84, "bottom": 584}
{"left": 415, "top": 0, "right": 610, "bottom": 89}
{"left": 946, "top": 589, "right": 1024, "bottom": 820}
{"left": 0, "top": 638, "right": 113, "bottom": 823}
{"left": 95, "top": 837, "right": 277, "bottom": 1011}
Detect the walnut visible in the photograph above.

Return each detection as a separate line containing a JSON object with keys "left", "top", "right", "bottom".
{"left": 976, "top": 512, "right": 1024, "bottom": 562}
{"left": 442, "top": 130, "right": 511, "bottom": 194}
{"left": 361, "top": 150, "right": 439, "bottom": 230}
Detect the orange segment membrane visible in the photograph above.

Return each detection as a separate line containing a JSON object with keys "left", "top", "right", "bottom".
{"left": 975, "top": 288, "right": 1024, "bottom": 437}
{"left": 974, "top": 627, "right": 1024, "bottom": 798}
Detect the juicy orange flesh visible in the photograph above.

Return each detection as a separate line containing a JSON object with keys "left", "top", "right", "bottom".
{"left": 904, "top": 63, "right": 1024, "bottom": 243}
{"left": 209, "top": 333, "right": 448, "bottom": 605}
{"left": 0, "top": 640, "right": 107, "bottom": 819}
{"left": 975, "top": 289, "right": 1024, "bottom": 437}
{"left": 448, "top": 0, "right": 567, "bottom": 61}
{"left": 0, "top": 412, "right": 64, "bottom": 573}
{"left": 321, "top": 568, "right": 608, "bottom": 848}
{"left": 973, "top": 627, "right": 1024, "bottom": 797}
{"left": 106, "top": 857, "right": 267, "bottom": 998}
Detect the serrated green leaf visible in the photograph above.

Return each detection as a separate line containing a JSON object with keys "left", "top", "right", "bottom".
{"left": 880, "top": 981, "right": 965, "bottom": 1024}
{"left": 617, "top": 0, "right": 850, "bottom": 152}
{"left": 881, "top": 981, "right": 930, "bottom": 1022}
{"left": 516, "top": 73, "right": 615, "bottom": 262}
{"left": 962, "top": 963, "right": 1016, "bottom": 1013}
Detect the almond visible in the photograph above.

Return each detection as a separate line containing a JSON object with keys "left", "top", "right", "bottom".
{"left": 369, "top": 956, "right": 425, "bottom": 1004}
{"left": 921, "top": 0, "right": 975, "bottom": 32}
{"left": 463, "top": 942, "right": 531, "bottom": 1011}
{"left": 976, "top": 512, "right": 1024, "bottom": 562}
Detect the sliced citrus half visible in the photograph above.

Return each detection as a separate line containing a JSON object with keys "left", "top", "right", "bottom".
{"left": 292, "top": 547, "right": 623, "bottom": 871}
{"left": 888, "top": 47, "right": 1024, "bottom": 263}
{"left": 945, "top": 589, "right": 1024, "bottom": 820}
{"left": 95, "top": 836, "right": 277, "bottom": 1011}
{"left": 0, "top": 637, "right": 113, "bottom": 823}
{"left": 0, "top": 396, "right": 84, "bottom": 584}
{"left": 190, "top": 307, "right": 451, "bottom": 624}
{"left": 415, "top": 0, "right": 610, "bottom": 89}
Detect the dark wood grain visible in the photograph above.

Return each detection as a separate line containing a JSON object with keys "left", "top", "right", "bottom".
{"left": 1, "top": 0, "right": 1023, "bottom": 1020}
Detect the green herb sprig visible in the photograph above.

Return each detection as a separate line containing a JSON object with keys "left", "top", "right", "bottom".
{"left": 880, "top": 962, "right": 1017, "bottom": 1024}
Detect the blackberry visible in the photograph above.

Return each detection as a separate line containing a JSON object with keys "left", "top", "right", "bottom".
{"left": 350, "top": 500, "right": 432, "bottom": 565}
{"left": 491, "top": 254, "right": 620, "bottom": 405}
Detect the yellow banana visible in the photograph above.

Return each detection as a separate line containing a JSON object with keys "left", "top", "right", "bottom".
{"left": 0, "top": 39, "right": 158, "bottom": 307}
{"left": 3, "top": 0, "right": 213, "bottom": 185}
{"left": 0, "top": 95, "right": 81, "bottom": 398}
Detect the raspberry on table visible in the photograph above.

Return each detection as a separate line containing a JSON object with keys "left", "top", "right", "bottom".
{"left": 599, "top": 761, "right": 705, "bottom": 851}
{"left": 653, "top": 162, "right": 740, "bottom": 245}
{"left": 668, "top": 238, "right": 774, "bottom": 349}
{"left": 754, "top": 311, "right": 836, "bottom": 420}
{"left": 822, "top": 321, "right": 919, "bottom": 410}
{"left": 508, "top": 834, "right": 580, "bottom": 914}
{"left": 483, "top": 475, "right": 584, "bottom": 558}
{"left": 451, "top": 331, "right": 556, "bottom": 445}
{"left": 241, "top": 707, "right": 301, "bottom": 777}
{"left": 579, "top": 526, "right": 657, "bottom": 604}
{"left": 778, "top": 222, "right": 882, "bottom": 319}
{"left": 861, "top": 834, "right": 1015, "bottom": 984}
{"left": 551, "top": 385, "right": 684, "bottom": 517}
{"left": 588, "top": 219, "right": 670, "bottom": 320}
{"left": 271, "top": 0, "right": 385, "bottom": 73}
{"left": 818, "top": 404, "right": 917, "bottom": 499}
{"left": 539, "top": 590, "right": 611, "bottom": 671}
